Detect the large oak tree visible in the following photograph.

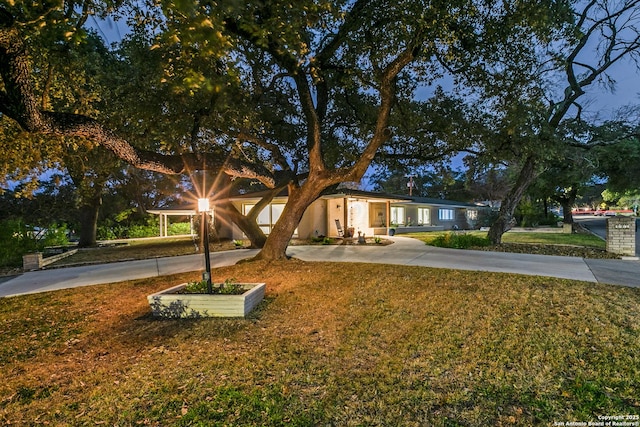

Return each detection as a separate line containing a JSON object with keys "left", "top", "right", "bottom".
{"left": 0, "top": 0, "right": 587, "bottom": 259}
{"left": 447, "top": 0, "right": 640, "bottom": 243}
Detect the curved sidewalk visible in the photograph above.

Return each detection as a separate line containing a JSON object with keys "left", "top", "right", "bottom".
{"left": 2, "top": 237, "right": 640, "bottom": 298}
{"left": 0, "top": 250, "right": 259, "bottom": 298}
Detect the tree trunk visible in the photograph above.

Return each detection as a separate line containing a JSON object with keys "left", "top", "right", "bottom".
{"left": 488, "top": 156, "right": 538, "bottom": 244}
{"left": 217, "top": 200, "right": 267, "bottom": 249}
{"left": 253, "top": 184, "right": 324, "bottom": 261}
{"left": 77, "top": 197, "right": 101, "bottom": 247}
{"left": 560, "top": 186, "right": 578, "bottom": 224}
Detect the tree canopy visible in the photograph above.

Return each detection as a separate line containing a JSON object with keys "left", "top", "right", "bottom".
{"left": 2, "top": 1, "right": 639, "bottom": 258}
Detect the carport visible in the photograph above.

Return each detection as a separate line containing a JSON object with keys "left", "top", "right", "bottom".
{"left": 147, "top": 207, "right": 198, "bottom": 237}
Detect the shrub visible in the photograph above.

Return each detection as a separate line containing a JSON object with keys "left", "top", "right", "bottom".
{"left": 128, "top": 223, "right": 158, "bottom": 238}
{"left": 168, "top": 222, "right": 191, "bottom": 235}
{"left": 41, "top": 223, "right": 70, "bottom": 247}
{"left": 430, "top": 232, "right": 490, "bottom": 249}
{"left": 183, "top": 278, "right": 244, "bottom": 294}
{"left": 0, "top": 220, "right": 70, "bottom": 267}
{"left": 0, "top": 219, "right": 35, "bottom": 267}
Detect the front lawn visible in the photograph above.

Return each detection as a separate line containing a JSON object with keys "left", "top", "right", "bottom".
{"left": 52, "top": 236, "right": 238, "bottom": 267}
{"left": 1, "top": 261, "right": 639, "bottom": 425}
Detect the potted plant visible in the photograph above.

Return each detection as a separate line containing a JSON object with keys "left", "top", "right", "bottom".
{"left": 389, "top": 222, "right": 398, "bottom": 236}
{"left": 147, "top": 278, "right": 265, "bottom": 318}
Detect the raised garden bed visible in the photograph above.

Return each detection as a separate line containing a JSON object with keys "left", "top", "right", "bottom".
{"left": 147, "top": 282, "right": 265, "bottom": 318}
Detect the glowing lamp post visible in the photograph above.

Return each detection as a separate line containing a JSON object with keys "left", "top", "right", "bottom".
{"left": 198, "top": 198, "right": 213, "bottom": 294}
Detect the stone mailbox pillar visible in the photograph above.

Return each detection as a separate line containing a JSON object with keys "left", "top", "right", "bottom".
{"left": 606, "top": 217, "right": 636, "bottom": 257}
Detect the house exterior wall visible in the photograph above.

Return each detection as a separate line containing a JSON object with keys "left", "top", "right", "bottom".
{"left": 348, "top": 200, "right": 370, "bottom": 236}
{"left": 390, "top": 204, "right": 479, "bottom": 232}
{"left": 298, "top": 198, "right": 327, "bottom": 239}
{"left": 326, "top": 198, "right": 387, "bottom": 237}
{"left": 217, "top": 194, "right": 486, "bottom": 241}
{"left": 327, "top": 198, "right": 345, "bottom": 237}
{"left": 369, "top": 202, "right": 387, "bottom": 228}
{"left": 224, "top": 198, "right": 327, "bottom": 240}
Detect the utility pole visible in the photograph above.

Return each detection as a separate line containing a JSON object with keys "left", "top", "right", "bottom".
{"left": 406, "top": 175, "right": 414, "bottom": 196}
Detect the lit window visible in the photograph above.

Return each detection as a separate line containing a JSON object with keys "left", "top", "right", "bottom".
{"left": 418, "top": 208, "right": 430, "bottom": 225}
{"left": 390, "top": 206, "right": 405, "bottom": 225}
{"left": 466, "top": 209, "right": 478, "bottom": 221}
{"left": 243, "top": 203, "right": 289, "bottom": 235}
{"left": 438, "top": 208, "right": 455, "bottom": 221}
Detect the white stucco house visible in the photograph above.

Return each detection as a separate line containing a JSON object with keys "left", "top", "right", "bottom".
{"left": 148, "top": 189, "right": 486, "bottom": 239}
{"left": 217, "top": 189, "right": 487, "bottom": 240}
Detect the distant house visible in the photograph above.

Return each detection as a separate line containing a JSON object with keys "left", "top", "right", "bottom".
{"left": 217, "top": 189, "right": 486, "bottom": 240}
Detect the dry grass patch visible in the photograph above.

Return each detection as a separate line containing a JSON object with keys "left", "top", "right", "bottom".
{"left": 1, "top": 261, "right": 639, "bottom": 426}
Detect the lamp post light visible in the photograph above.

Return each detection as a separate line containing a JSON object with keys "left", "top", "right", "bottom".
{"left": 198, "top": 198, "right": 213, "bottom": 294}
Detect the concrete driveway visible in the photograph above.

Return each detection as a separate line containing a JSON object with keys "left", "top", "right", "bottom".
{"left": 2, "top": 236, "right": 640, "bottom": 298}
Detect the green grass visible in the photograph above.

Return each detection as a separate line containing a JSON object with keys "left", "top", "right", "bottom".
{"left": 501, "top": 232, "right": 605, "bottom": 248}
{"left": 1, "top": 260, "right": 640, "bottom": 425}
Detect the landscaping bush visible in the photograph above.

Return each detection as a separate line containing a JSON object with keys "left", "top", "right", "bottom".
{"left": 40, "top": 223, "right": 70, "bottom": 247}
{"left": 0, "top": 220, "right": 69, "bottom": 267}
{"left": 516, "top": 198, "right": 560, "bottom": 227}
{"left": 0, "top": 219, "right": 35, "bottom": 267}
{"left": 430, "top": 231, "right": 490, "bottom": 249}
{"left": 97, "top": 218, "right": 128, "bottom": 240}
{"left": 168, "top": 222, "right": 191, "bottom": 235}
{"left": 127, "top": 217, "right": 160, "bottom": 238}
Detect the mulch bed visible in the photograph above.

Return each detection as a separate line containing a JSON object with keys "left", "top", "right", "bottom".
{"left": 472, "top": 243, "right": 622, "bottom": 259}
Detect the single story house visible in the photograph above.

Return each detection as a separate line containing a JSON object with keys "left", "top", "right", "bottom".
{"left": 217, "top": 189, "right": 486, "bottom": 240}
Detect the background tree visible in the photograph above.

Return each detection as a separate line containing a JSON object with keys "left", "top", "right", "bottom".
{"left": 444, "top": 0, "right": 640, "bottom": 243}
{"left": 462, "top": 162, "right": 511, "bottom": 208}
{"left": 591, "top": 124, "right": 640, "bottom": 192}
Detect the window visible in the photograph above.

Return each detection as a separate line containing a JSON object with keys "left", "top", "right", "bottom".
{"left": 390, "top": 206, "right": 405, "bottom": 225}
{"left": 417, "top": 208, "right": 430, "bottom": 225}
{"left": 438, "top": 208, "right": 455, "bottom": 221}
{"left": 466, "top": 209, "right": 478, "bottom": 221}
{"left": 271, "top": 204, "right": 285, "bottom": 223}
{"left": 243, "top": 203, "right": 288, "bottom": 234}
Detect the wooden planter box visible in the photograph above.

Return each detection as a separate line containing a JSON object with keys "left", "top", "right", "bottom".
{"left": 147, "top": 283, "right": 265, "bottom": 318}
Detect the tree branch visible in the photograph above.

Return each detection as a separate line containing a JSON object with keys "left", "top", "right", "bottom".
{"left": 0, "top": 13, "right": 278, "bottom": 186}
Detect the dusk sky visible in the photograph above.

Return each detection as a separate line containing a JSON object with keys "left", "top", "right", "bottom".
{"left": 92, "top": 14, "right": 639, "bottom": 122}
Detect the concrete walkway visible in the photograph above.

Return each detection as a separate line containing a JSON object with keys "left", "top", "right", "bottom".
{"left": 0, "top": 250, "right": 259, "bottom": 298}
{"left": 2, "top": 236, "right": 640, "bottom": 298}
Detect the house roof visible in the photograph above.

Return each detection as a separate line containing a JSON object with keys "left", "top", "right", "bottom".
{"left": 402, "top": 196, "right": 484, "bottom": 209}
{"left": 147, "top": 203, "right": 199, "bottom": 215}
{"left": 227, "top": 187, "right": 485, "bottom": 208}
{"left": 153, "top": 188, "right": 485, "bottom": 210}
{"left": 320, "top": 188, "right": 411, "bottom": 202}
